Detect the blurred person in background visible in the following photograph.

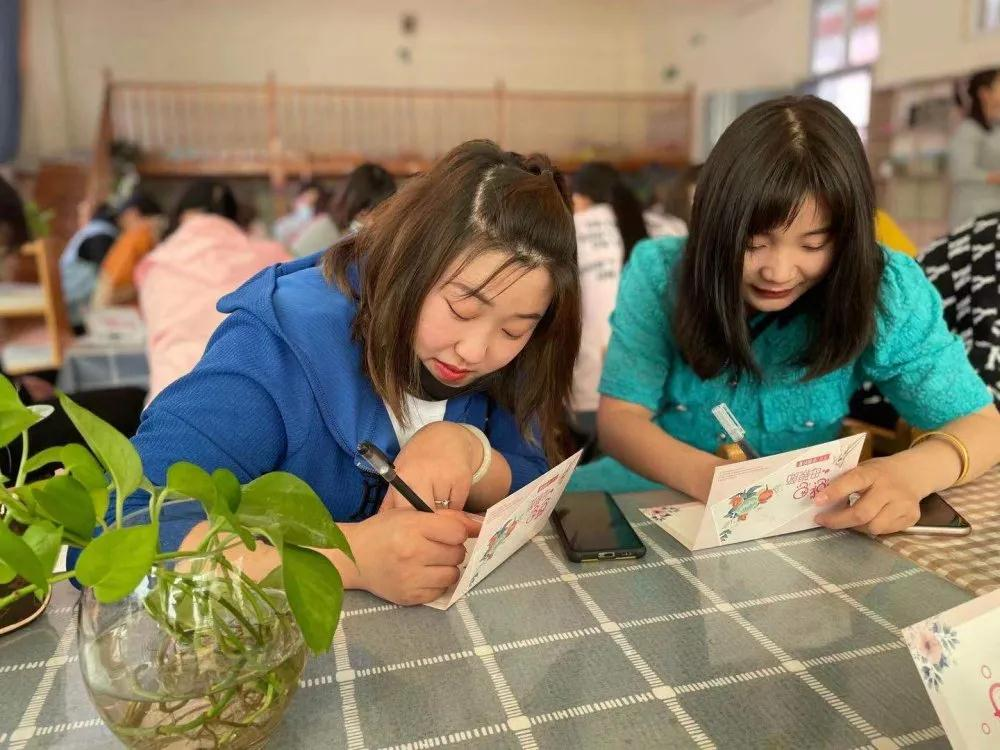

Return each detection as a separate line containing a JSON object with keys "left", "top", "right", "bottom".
{"left": 0, "top": 173, "right": 28, "bottom": 281}
{"left": 0, "top": 177, "right": 144, "bottom": 475}
{"left": 569, "top": 162, "right": 648, "bottom": 435}
{"left": 645, "top": 163, "right": 701, "bottom": 237}
{"left": 949, "top": 67, "right": 1000, "bottom": 228}
{"left": 291, "top": 163, "right": 397, "bottom": 257}
{"left": 273, "top": 180, "right": 327, "bottom": 247}
{"left": 59, "top": 200, "right": 118, "bottom": 331}
{"left": 91, "top": 191, "right": 162, "bottom": 308}
{"left": 135, "top": 179, "right": 290, "bottom": 401}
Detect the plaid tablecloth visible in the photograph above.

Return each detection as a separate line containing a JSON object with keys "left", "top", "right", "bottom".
{"left": 877, "top": 466, "right": 1000, "bottom": 596}
{"left": 0, "top": 489, "right": 971, "bottom": 749}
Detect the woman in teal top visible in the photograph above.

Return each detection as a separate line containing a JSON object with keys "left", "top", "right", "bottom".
{"left": 571, "top": 96, "right": 1000, "bottom": 537}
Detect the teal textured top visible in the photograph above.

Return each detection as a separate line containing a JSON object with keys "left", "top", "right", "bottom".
{"left": 568, "top": 236, "right": 993, "bottom": 493}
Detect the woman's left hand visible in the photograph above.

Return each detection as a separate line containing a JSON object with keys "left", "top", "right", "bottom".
{"left": 812, "top": 458, "right": 922, "bottom": 536}
{"left": 381, "top": 422, "right": 482, "bottom": 513}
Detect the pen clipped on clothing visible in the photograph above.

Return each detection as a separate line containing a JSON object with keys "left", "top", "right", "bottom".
{"left": 357, "top": 441, "right": 435, "bottom": 512}
{"left": 711, "top": 402, "right": 761, "bottom": 460}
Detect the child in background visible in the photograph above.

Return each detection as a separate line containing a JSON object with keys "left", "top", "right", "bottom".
{"left": 291, "top": 163, "right": 397, "bottom": 257}
{"left": 93, "top": 141, "right": 580, "bottom": 606}
{"left": 272, "top": 180, "right": 327, "bottom": 247}
{"left": 91, "top": 192, "right": 162, "bottom": 308}
{"left": 59, "top": 201, "right": 118, "bottom": 330}
{"left": 645, "top": 163, "right": 701, "bottom": 237}
{"left": 570, "top": 96, "right": 1000, "bottom": 537}
{"left": 135, "top": 179, "right": 291, "bottom": 401}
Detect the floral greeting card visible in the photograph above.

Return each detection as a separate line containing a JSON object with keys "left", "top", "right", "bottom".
{"left": 904, "top": 588, "right": 1000, "bottom": 748}
{"left": 640, "top": 435, "right": 866, "bottom": 550}
{"left": 425, "top": 450, "right": 582, "bottom": 610}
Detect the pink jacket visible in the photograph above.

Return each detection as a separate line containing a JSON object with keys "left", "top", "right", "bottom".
{"left": 135, "top": 215, "right": 291, "bottom": 401}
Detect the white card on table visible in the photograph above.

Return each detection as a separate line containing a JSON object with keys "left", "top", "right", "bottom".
{"left": 904, "top": 588, "right": 1000, "bottom": 748}
{"left": 639, "top": 434, "right": 866, "bottom": 551}
{"left": 424, "top": 450, "right": 583, "bottom": 610}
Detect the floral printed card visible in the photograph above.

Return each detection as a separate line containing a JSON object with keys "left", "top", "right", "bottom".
{"left": 424, "top": 450, "right": 582, "bottom": 610}
{"left": 640, "top": 435, "right": 865, "bottom": 551}
{"left": 903, "top": 588, "right": 1000, "bottom": 748}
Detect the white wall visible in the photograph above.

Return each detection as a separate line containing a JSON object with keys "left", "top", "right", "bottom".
{"left": 638, "top": 0, "right": 812, "bottom": 157}
{"left": 21, "top": 0, "right": 648, "bottom": 162}
{"left": 876, "top": 0, "right": 1000, "bottom": 87}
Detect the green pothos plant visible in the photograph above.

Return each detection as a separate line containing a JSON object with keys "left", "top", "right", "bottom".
{"left": 0, "top": 373, "right": 351, "bottom": 654}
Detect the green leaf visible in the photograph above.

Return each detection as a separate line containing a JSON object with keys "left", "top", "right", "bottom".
{"left": 239, "top": 473, "right": 352, "bottom": 558}
{"left": 0, "top": 522, "right": 48, "bottom": 591}
{"left": 61, "top": 444, "right": 107, "bottom": 490}
{"left": 0, "top": 407, "right": 41, "bottom": 449}
{"left": 88, "top": 488, "right": 110, "bottom": 525}
{"left": 76, "top": 525, "right": 156, "bottom": 603}
{"left": 166, "top": 462, "right": 255, "bottom": 550}
{"left": 212, "top": 468, "right": 241, "bottom": 513}
{"left": 211, "top": 469, "right": 255, "bottom": 550}
{"left": 166, "top": 462, "right": 216, "bottom": 509}
{"left": 259, "top": 565, "right": 283, "bottom": 591}
{"left": 57, "top": 391, "right": 143, "bottom": 505}
{"left": 22, "top": 446, "right": 66, "bottom": 474}
{"left": 281, "top": 543, "right": 343, "bottom": 653}
{"left": 34, "top": 475, "right": 97, "bottom": 539}
{"left": 0, "top": 373, "right": 21, "bottom": 409}
{"left": 3, "top": 486, "right": 36, "bottom": 526}
{"left": 23, "top": 521, "right": 62, "bottom": 577}
{"left": 0, "top": 559, "right": 13, "bottom": 584}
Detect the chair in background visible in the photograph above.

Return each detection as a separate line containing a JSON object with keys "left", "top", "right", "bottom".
{"left": 0, "top": 238, "right": 72, "bottom": 376}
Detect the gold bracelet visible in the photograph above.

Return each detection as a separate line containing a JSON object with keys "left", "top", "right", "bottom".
{"left": 910, "top": 431, "right": 970, "bottom": 486}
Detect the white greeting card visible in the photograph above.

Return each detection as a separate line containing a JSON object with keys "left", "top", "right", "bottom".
{"left": 639, "top": 434, "right": 866, "bottom": 550}
{"left": 903, "top": 588, "right": 1000, "bottom": 749}
{"left": 424, "top": 450, "right": 583, "bottom": 610}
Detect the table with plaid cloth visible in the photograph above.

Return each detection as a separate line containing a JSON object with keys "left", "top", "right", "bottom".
{"left": 877, "top": 465, "right": 1000, "bottom": 597}
{"left": 0, "top": 491, "right": 978, "bottom": 749}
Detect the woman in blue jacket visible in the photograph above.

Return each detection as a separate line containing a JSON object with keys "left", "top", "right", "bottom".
{"left": 125, "top": 141, "right": 581, "bottom": 605}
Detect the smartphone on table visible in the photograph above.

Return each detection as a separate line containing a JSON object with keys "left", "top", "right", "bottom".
{"left": 900, "top": 492, "right": 972, "bottom": 536}
{"left": 551, "top": 491, "right": 646, "bottom": 562}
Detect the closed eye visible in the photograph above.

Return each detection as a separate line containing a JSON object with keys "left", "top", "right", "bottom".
{"left": 446, "top": 301, "right": 473, "bottom": 321}
{"left": 502, "top": 328, "right": 528, "bottom": 340}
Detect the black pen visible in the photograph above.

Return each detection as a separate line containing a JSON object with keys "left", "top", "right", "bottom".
{"left": 357, "top": 441, "right": 434, "bottom": 513}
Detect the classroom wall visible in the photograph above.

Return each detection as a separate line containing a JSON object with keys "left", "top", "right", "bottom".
{"left": 638, "top": 0, "right": 812, "bottom": 157}
{"left": 19, "top": 0, "right": 648, "bottom": 164}
{"left": 876, "top": 0, "right": 1000, "bottom": 87}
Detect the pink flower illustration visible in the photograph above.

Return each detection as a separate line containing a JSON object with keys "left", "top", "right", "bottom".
{"left": 915, "top": 627, "right": 943, "bottom": 665}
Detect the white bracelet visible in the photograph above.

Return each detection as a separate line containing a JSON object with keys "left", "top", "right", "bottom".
{"left": 460, "top": 423, "right": 493, "bottom": 485}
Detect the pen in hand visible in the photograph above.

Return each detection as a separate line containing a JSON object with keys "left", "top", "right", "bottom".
{"left": 711, "top": 403, "right": 761, "bottom": 460}
{"left": 357, "top": 441, "right": 435, "bottom": 513}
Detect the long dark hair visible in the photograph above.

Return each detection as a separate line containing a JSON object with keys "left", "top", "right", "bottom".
{"left": 673, "top": 95, "right": 884, "bottom": 381}
{"left": 326, "top": 140, "right": 581, "bottom": 461}
{"left": 0, "top": 176, "right": 29, "bottom": 254}
{"left": 166, "top": 179, "right": 238, "bottom": 236}
{"left": 957, "top": 68, "right": 999, "bottom": 132}
{"left": 572, "top": 162, "right": 648, "bottom": 263}
{"left": 331, "top": 163, "right": 396, "bottom": 229}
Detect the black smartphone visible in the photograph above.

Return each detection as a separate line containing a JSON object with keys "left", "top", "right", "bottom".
{"left": 902, "top": 492, "right": 972, "bottom": 536}
{"left": 551, "top": 491, "right": 646, "bottom": 562}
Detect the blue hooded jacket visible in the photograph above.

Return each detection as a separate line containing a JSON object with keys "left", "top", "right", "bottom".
{"left": 121, "top": 253, "right": 549, "bottom": 525}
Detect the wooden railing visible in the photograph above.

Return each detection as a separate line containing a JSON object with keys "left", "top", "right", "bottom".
{"left": 94, "top": 73, "right": 693, "bottom": 189}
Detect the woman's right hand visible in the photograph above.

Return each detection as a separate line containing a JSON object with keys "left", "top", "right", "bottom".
{"left": 347, "top": 507, "right": 481, "bottom": 605}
